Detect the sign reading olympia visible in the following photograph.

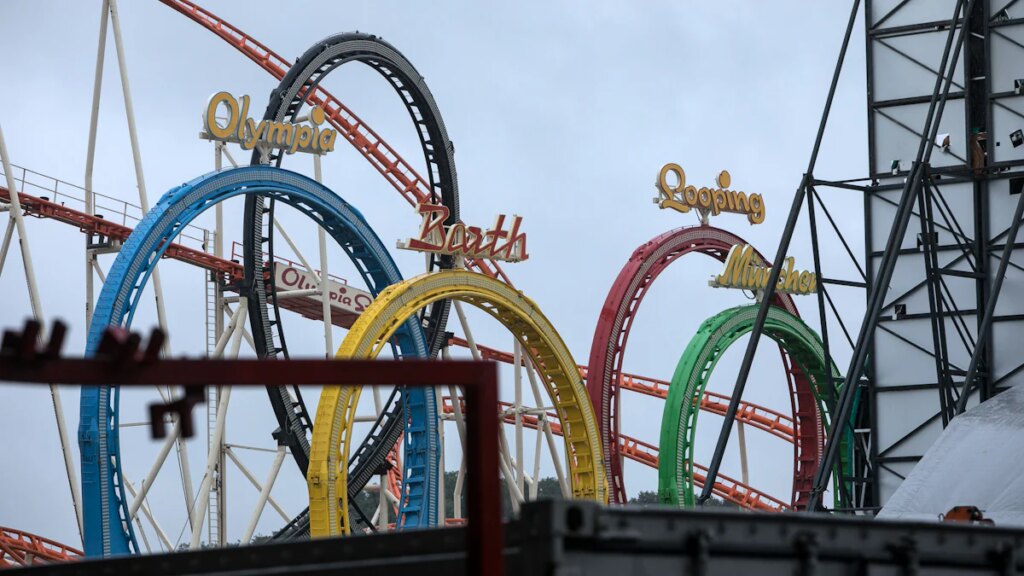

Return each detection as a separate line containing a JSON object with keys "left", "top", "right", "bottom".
{"left": 398, "top": 203, "right": 529, "bottom": 263}
{"left": 710, "top": 244, "right": 817, "bottom": 295}
{"left": 202, "top": 91, "right": 339, "bottom": 155}
{"left": 655, "top": 163, "right": 765, "bottom": 224}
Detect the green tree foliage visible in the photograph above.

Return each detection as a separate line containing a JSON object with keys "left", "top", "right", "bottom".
{"left": 628, "top": 490, "right": 736, "bottom": 508}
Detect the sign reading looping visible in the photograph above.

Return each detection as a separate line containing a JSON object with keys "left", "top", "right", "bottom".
{"left": 655, "top": 163, "right": 765, "bottom": 225}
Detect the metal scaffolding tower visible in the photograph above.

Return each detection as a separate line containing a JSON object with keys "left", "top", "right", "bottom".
{"left": 700, "top": 0, "right": 1024, "bottom": 512}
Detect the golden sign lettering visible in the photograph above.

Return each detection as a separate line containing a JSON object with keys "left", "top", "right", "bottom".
{"left": 711, "top": 244, "right": 816, "bottom": 295}
{"left": 203, "top": 91, "right": 338, "bottom": 155}
{"left": 655, "top": 164, "right": 765, "bottom": 224}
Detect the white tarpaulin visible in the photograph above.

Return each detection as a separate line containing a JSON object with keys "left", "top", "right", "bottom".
{"left": 878, "top": 384, "right": 1024, "bottom": 526}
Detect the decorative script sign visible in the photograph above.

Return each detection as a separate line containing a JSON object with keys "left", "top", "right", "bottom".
{"left": 654, "top": 164, "right": 765, "bottom": 224}
{"left": 710, "top": 244, "right": 817, "bottom": 295}
{"left": 202, "top": 91, "right": 338, "bottom": 155}
{"left": 397, "top": 203, "right": 529, "bottom": 263}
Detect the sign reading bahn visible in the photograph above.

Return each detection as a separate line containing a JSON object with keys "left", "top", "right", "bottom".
{"left": 710, "top": 244, "right": 817, "bottom": 295}
{"left": 202, "top": 91, "right": 339, "bottom": 155}
{"left": 655, "top": 163, "right": 765, "bottom": 224}
{"left": 398, "top": 203, "right": 529, "bottom": 263}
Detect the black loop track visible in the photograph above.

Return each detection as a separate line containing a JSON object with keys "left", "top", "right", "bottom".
{"left": 241, "top": 33, "right": 459, "bottom": 536}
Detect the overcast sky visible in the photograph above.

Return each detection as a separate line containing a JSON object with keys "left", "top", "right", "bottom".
{"left": 0, "top": 1, "right": 870, "bottom": 549}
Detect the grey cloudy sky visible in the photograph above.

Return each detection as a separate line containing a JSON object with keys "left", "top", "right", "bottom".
{"left": 0, "top": 1, "right": 869, "bottom": 549}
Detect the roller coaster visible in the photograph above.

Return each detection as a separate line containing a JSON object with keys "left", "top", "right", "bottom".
{"left": 0, "top": 0, "right": 898, "bottom": 565}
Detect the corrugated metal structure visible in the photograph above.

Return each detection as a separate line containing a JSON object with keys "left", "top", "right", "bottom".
{"left": 18, "top": 500, "right": 1024, "bottom": 575}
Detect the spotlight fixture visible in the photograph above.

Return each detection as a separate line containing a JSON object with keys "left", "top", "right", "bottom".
{"left": 1011, "top": 177, "right": 1024, "bottom": 196}
{"left": 1011, "top": 129, "right": 1024, "bottom": 148}
{"left": 917, "top": 231, "right": 939, "bottom": 250}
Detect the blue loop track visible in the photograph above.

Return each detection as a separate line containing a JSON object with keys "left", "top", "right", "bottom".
{"left": 78, "top": 166, "right": 439, "bottom": 556}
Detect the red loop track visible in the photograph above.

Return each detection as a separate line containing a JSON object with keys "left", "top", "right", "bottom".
{"left": 586, "top": 226, "right": 825, "bottom": 506}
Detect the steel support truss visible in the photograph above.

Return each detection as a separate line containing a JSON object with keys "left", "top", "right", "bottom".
{"left": 699, "top": 0, "right": 1024, "bottom": 513}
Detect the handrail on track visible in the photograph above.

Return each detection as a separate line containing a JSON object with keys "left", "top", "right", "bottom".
{"left": 447, "top": 336, "right": 796, "bottom": 443}
{"left": 2, "top": 320, "right": 504, "bottom": 575}
{"left": 438, "top": 397, "right": 789, "bottom": 512}
{"left": 0, "top": 526, "right": 83, "bottom": 566}
{"left": 158, "top": 0, "right": 512, "bottom": 285}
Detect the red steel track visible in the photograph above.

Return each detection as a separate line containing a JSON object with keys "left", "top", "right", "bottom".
{"left": 0, "top": 184, "right": 794, "bottom": 508}
{"left": 449, "top": 337, "right": 795, "bottom": 443}
{"left": 0, "top": 527, "right": 81, "bottom": 568}
{"left": 446, "top": 336, "right": 792, "bottom": 511}
{"left": 1, "top": 2, "right": 801, "bottom": 518}
{"left": 158, "top": 0, "right": 513, "bottom": 284}
{"left": 0, "top": 186, "right": 360, "bottom": 329}
{"left": 587, "top": 226, "right": 825, "bottom": 507}
{"left": 439, "top": 397, "right": 788, "bottom": 512}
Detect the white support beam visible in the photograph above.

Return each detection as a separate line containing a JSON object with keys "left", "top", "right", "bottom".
{"left": 240, "top": 445, "right": 287, "bottom": 544}
{"left": 514, "top": 340, "right": 524, "bottom": 497}
{"left": 524, "top": 357, "right": 569, "bottom": 497}
{"left": 441, "top": 348, "right": 467, "bottom": 449}
{"left": 272, "top": 219, "right": 317, "bottom": 278}
{"left": 223, "top": 447, "right": 290, "bottom": 522}
{"left": 435, "top": 385, "right": 446, "bottom": 527}
{"left": 128, "top": 421, "right": 181, "bottom": 520}
{"left": 83, "top": 0, "right": 109, "bottom": 328}
{"left": 0, "top": 220, "right": 14, "bottom": 279}
{"left": 189, "top": 386, "right": 232, "bottom": 548}
{"left": 313, "top": 154, "right": 333, "bottom": 358}
{"left": 453, "top": 458, "right": 466, "bottom": 519}
{"left": 108, "top": 0, "right": 170, "bottom": 356}
{"left": 0, "top": 123, "right": 83, "bottom": 542}
{"left": 122, "top": 472, "right": 173, "bottom": 552}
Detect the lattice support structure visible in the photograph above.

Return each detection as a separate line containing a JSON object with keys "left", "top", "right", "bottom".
{"left": 862, "top": 0, "right": 1024, "bottom": 506}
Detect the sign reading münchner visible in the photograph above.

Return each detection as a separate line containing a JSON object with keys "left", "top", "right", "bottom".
{"left": 710, "top": 244, "right": 817, "bottom": 295}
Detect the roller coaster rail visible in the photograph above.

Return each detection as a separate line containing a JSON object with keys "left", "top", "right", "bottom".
{"left": 0, "top": 527, "right": 83, "bottom": 568}
{"left": 450, "top": 336, "right": 797, "bottom": 443}
{"left": 447, "top": 336, "right": 796, "bottom": 509}
{"left": 0, "top": 0, "right": 855, "bottom": 555}
{"left": 162, "top": 0, "right": 800, "bottom": 531}
{"left": 586, "top": 224, "right": 826, "bottom": 509}
{"left": 0, "top": 318, "right": 503, "bottom": 575}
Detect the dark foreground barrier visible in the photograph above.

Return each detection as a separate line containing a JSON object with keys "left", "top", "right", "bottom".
{"left": 18, "top": 498, "right": 1024, "bottom": 575}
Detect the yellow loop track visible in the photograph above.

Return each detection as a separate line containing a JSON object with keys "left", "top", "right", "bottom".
{"left": 307, "top": 270, "right": 607, "bottom": 536}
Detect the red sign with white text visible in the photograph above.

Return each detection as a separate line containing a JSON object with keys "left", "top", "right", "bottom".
{"left": 398, "top": 203, "right": 529, "bottom": 263}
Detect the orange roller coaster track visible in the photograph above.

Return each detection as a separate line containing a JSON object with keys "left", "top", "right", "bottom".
{"left": 159, "top": 0, "right": 513, "bottom": 284}
{"left": 444, "top": 337, "right": 792, "bottom": 511}
{"left": 0, "top": 183, "right": 360, "bottom": 330}
{"left": 438, "top": 397, "right": 789, "bottom": 513}
{"left": 448, "top": 337, "right": 796, "bottom": 443}
{"left": 0, "top": 527, "right": 82, "bottom": 568}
